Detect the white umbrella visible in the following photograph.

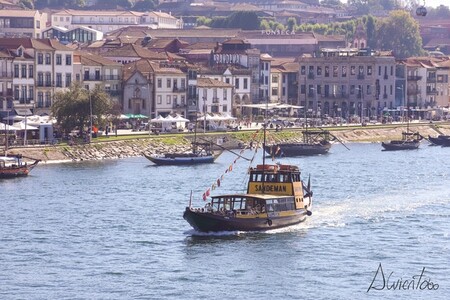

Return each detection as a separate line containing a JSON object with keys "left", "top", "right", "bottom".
{"left": 2, "top": 115, "right": 25, "bottom": 121}
{"left": 0, "top": 122, "right": 17, "bottom": 131}
{"left": 12, "top": 121, "right": 39, "bottom": 130}
{"left": 164, "top": 115, "right": 176, "bottom": 122}
{"left": 119, "top": 114, "right": 130, "bottom": 120}
{"left": 150, "top": 115, "right": 167, "bottom": 123}
{"left": 173, "top": 115, "right": 189, "bottom": 122}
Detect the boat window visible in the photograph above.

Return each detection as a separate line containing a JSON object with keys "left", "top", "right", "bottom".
{"left": 266, "top": 197, "right": 295, "bottom": 212}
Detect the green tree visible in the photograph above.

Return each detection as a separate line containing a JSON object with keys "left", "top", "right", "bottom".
{"left": 320, "top": 0, "right": 343, "bottom": 7}
{"left": 19, "top": 0, "right": 34, "bottom": 9}
{"left": 52, "top": 83, "right": 115, "bottom": 136}
{"left": 427, "top": 5, "right": 450, "bottom": 19}
{"left": 286, "top": 17, "right": 297, "bottom": 31}
{"left": 196, "top": 16, "right": 212, "bottom": 27}
{"left": 133, "top": 0, "right": 156, "bottom": 12}
{"left": 365, "top": 15, "right": 377, "bottom": 49}
{"left": 376, "top": 10, "right": 423, "bottom": 58}
{"left": 260, "top": 19, "right": 271, "bottom": 30}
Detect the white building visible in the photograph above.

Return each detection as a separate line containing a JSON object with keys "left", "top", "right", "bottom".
{"left": 50, "top": 9, "right": 181, "bottom": 35}
{"left": 197, "top": 78, "right": 233, "bottom": 115}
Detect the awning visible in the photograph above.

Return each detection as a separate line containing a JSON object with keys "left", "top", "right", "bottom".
{"left": 15, "top": 108, "right": 33, "bottom": 116}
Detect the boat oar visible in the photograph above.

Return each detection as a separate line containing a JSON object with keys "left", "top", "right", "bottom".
{"left": 199, "top": 137, "right": 251, "bottom": 161}
{"left": 325, "top": 129, "right": 350, "bottom": 150}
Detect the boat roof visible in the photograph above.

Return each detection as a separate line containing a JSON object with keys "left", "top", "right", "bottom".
{"left": 211, "top": 193, "right": 294, "bottom": 200}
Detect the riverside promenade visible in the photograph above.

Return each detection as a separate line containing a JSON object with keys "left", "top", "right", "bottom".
{"left": 4, "top": 121, "right": 450, "bottom": 163}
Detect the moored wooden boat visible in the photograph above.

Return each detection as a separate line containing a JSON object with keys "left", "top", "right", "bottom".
{"left": 0, "top": 154, "right": 40, "bottom": 178}
{"left": 428, "top": 135, "right": 450, "bottom": 146}
{"left": 144, "top": 142, "right": 221, "bottom": 165}
{"left": 381, "top": 132, "right": 421, "bottom": 151}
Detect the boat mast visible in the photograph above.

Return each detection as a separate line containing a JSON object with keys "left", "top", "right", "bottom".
{"left": 304, "top": 76, "right": 308, "bottom": 143}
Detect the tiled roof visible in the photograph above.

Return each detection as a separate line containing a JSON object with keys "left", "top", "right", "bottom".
{"left": 0, "top": 9, "right": 37, "bottom": 17}
{"left": 75, "top": 51, "right": 122, "bottom": 67}
{"left": 38, "top": 39, "right": 74, "bottom": 51}
{"left": 0, "top": 38, "right": 53, "bottom": 51}
{"left": 103, "top": 44, "right": 168, "bottom": 60}
{"left": 54, "top": 9, "right": 144, "bottom": 17}
{"left": 197, "top": 77, "right": 233, "bottom": 88}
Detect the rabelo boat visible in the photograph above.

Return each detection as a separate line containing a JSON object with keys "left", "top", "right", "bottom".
{"left": 0, "top": 154, "right": 40, "bottom": 178}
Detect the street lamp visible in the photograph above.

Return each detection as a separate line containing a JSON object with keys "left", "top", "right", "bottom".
{"left": 397, "top": 84, "right": 405, "bottom": 123}
{"left": 83, "top": 88, "right": 93, "bottom": 143}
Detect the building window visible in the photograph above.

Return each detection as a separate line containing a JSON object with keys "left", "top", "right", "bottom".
{"left": 157, "top": 79, "right": 162, "bottom": 88}
{"left": 95, "top": 69, "right": 100, "bottom": 80}
{"left": 56, "top": 54, "right": 62, "bottom": 65}
{"left": 56, "top": 73, "right": 62, "bottom": 87}
{"left": 342, "top": 66, "right": 347, "bottom": 77}
{"left": 157, "top": 95, "right": 162, "bottom": 104}
{"left": 166, "top": 95, "right": 171, "bottom": 104}
{"left": 324, "top": 66, "right": 329, "bottom": 77}
{"left": 367, "top": 66, "right": 372, "bottom": 76}
{"left": 300, "top": 66, "right": 306, "bottom": 75}
{"left": 28, "top": 86, "right": 34, "bottom": 101}
{"left": 45, "top": 92, "right": 51, "bottom": 107}
{"left": 66, "top": 73, "right": 72, "bottom": 87}
{"left": 317, "top": 66, "right": 322, "bottom": 76}
{"left": 235, "top": 78, "right": 239, "bottom": 89}
{"left": 272, "top": 76, "right": 278, "bottom": 83}
{"left": 65, "top": 55, "right": 72, "bottom": 65}
{"left": 37, "top": 92, "right": 44, "bottom": 107}
{"left": 45, "top": 53, "right": 51, "bottom": 65}
{"left": 272, "top": 87, "right": 278, "bottom": 96}
{"left": 181, "top": 79, "right": 185, "bottom": 88}
{"left": 224, "top": 89, "right": 227, "bottom": 100}
{"left": 21, "top": 65, "right": 27, "bottom": 78}
{"left": 243, "top": 78, "right": 248, "bottom": 89}
{"left": 167, "top": 79, "right": 171, "bottom": 88}
{"left": 351, "top": 66, "right": 356, "bottom": 75}
{"left": 37, "top": 72, "right": 43, "bottom": 86}
{"left": 333, "top": 66, "right": 338, "bottom": 77}
{"left": 14, "top": 86, "right": 19, "bottom": 100}
{"left": 45, "top": 73, "right": 51, "bottom": 87}
{"left": 29, "top": 65, "right": 33, "bottom": 78}
{"left": 14, "top": 64, "right": 19, "bottom": 78}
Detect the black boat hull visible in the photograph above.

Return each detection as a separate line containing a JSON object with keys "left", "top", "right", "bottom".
{"left": 183, "top": 207, "right": 308, "bottom": 232}
{"left": 428, "top": 135, "right": 450, "bottom": 146}
{"left": 381, "top": 141, "right": 420, "bottom": 151}
{"left": 144, "top": 153, "right": 215, "bottom": 165}
{"left": 264, "top": 142, "right": 331, "bottom": 157}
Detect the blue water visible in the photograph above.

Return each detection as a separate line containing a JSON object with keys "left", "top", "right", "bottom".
{"left": 1, "top": 143, "right": 449, "bottom": 299}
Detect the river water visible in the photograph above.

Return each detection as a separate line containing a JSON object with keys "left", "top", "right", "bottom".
{"left": 1, "top": 142, "right": 449, "bottom": 299}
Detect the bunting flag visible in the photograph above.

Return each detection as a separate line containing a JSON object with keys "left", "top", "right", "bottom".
{"left": 228, "top": 164, "right": 233, "bottom": 172}
{"left": 275, "top": 146, "right": 281, "bottom": 155}
{"left": 211, "top": 183, "right": 216, "bottom": 190}
{"left": 205, "top": 188, "right": 210, "bottom": 197}
{"left": 217, "top": 179, "right": 221, "bottom": 187}
{"left": 202, "top": 192, "right": 207, "bottom": 201}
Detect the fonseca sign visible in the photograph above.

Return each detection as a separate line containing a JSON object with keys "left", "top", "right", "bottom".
{"left": 261, "top": 29, "right": 296, "bottom": 35}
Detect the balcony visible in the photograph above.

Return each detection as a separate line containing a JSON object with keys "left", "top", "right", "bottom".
{"left": 84, "top": 75, "right": 102, "bottom": 81}
{"left": 407, "top": 75, "right": 422, "bottom": 81}
{"left": 173, "top": 86, "right": 186, "bottom": 93}
{"left": 104, "top": 75, "right": 121, "bottom": 80}
{"left": 426, "top": 76, "right": 436, "bottom": 83}
{"left": 172, "top": 103, "right": 186, "bottom": 109}
{"left": 212, "top": 97, "right": 220, "bottom": 103}
{"left": 0, "top": 72, "right": 13, "bottom": 79}
{"left": 107, "top": 90, "right": 121, "bottom": 97}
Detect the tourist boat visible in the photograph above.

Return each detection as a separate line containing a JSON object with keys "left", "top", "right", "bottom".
{"left": 183, "top": 163, "right": 313, "bottom": 232}
{"left": 381, "top": 131, "right": 422, "bottom": 151}
{"left": 183, "top": 120, "right": 313, "bottom": 232}
{"left": 264, "top": 130, "right": 332, "bottom": 157}
{"left": 0, "top": 154, "right": 40, "bottom": 178}
{"left": 143, "top": 141, "right": 221, "bottom": 165}
{"left": 428, "top": 134, "right": 450, "bottom": 146}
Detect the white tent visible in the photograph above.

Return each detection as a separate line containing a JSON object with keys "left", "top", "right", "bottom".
{"left": 150, "top": 115, "right": 168, "bottom": 123}
{"left": 11, "top": 121, "right": 39, "bottom": 130}
{"left": 2, "top": 115, "right": 25, "bottom": 121}
{"left": 0, "top": 122, "right": 17, "bottom": 131}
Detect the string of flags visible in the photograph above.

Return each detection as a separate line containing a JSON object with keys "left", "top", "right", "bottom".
{"left": 202, "top": 152, "right": 242, "bottom": 201}
{"left": 201, "top": 130, "right": 265, "bottom": 201}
